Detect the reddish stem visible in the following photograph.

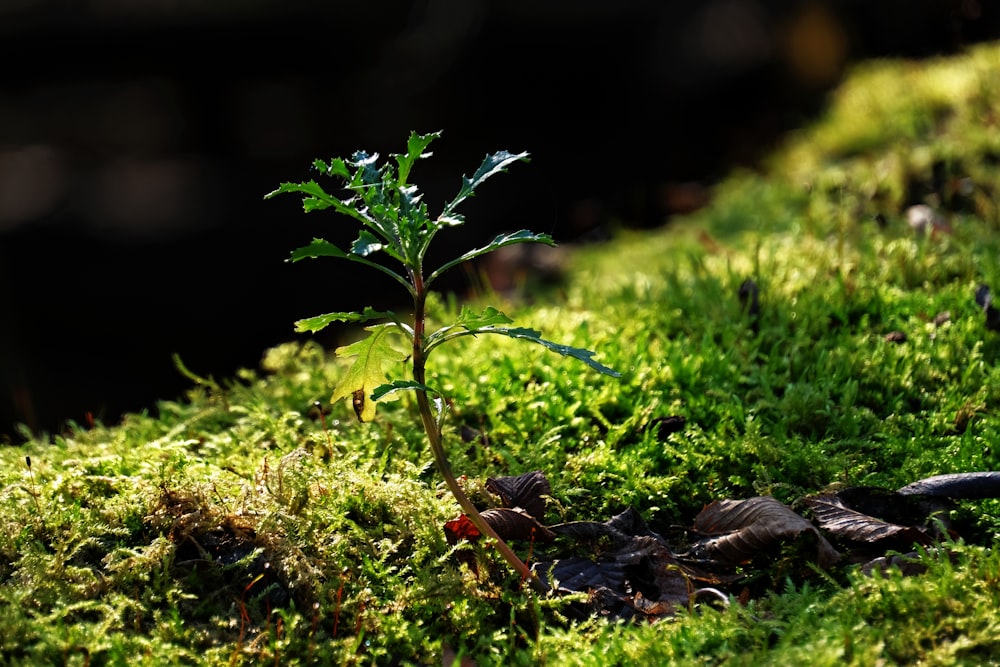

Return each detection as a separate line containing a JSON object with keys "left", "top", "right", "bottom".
{"left": 410, "top": 270, "right": 547, "bottom": 594}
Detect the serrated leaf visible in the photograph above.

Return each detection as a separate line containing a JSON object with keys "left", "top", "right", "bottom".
{"left": 264, "top": 180, "right": 338, "bottom": 212}
{"left": 437, "top": 214, "right": 464, "bottom": 227}
{"left": 289, "top": 238, "right": 349, "bottom": 262}
{"left": 330, "top": 325, "right": 409, "bottom": 422}
{"left": 352, "top": 230, "right": 384, "bottom": 257}
{"left": 396, "top": 131, "right": 440, "bottom": 186}
{"left": 293, "top": 307, "right": 396, "bottom": 333}
{"left": 429, "top": 230, "right": 555, "bottom": 285}
{"left": 289, "top": 237, "right": 410, "bottom": 291}
{"left": 312, "top": 157, "right": 351, "bottom": 179}
{"left": 443, "top": 150, "right": 530, "bottom": 216}
{"left": 497, "top": 327, "right": 620, "bottom": 377}
{"left": 457, "top": 305, "right": 514, "bottom": 329}
{"left": 350, "top": 151, "right": 382, "bottom": 187}
{"left": 371, "top": 379, "right": 437, "bottom": 401}
{"left": 398, "top": 183, "right": 430, "bottom": 240}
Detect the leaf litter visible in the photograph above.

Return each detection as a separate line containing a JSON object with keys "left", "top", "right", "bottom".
{"left": 444, "top": 469, "right": 1000, "bottom": 623}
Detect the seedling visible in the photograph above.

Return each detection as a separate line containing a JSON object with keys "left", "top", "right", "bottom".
{"left": 265, "top": 131, "right": 619, "bottom": 591}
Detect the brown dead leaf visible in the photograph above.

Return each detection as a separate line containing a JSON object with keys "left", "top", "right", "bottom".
{"left": 804, "top": 494, "right": 931, "bottom": 549}
{"left": 690, "top": 496, "right": 841, "bottom": 568}
{"left": 486, "top": 470, "right": 551, "bottom": 521}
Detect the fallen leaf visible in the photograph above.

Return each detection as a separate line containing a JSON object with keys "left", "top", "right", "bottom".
{"left": 690, "top": 496, "right": 841, "bottom": 568}
{"left": 480, "top": 508, "right": 556, "bottom": 542}
{"left": 897, "top": 471, "right": 1000, "bottom": 498}
{"left": 804, "top": 493, "right": 931, "bottom": 549}
{"left": 444, "top": 515, "right": 480, "bottom": 543}
{"left": 486, "top": 471, "right": 551, "bottom": 521}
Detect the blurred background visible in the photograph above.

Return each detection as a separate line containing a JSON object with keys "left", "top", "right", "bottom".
{"left": 2, "top": 0, "right": 998, "bottom": 441}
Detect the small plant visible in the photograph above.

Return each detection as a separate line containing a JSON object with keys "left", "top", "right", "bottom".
{"left": 265, "top": 130, "right": 619, "bottom": 591}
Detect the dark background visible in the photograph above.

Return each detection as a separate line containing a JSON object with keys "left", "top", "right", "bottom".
{"left": 1, "top": 0, "right": 997, "bottom": 441}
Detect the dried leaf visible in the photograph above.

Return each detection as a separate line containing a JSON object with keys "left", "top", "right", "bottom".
{"left": 651, "top": 415, "right": 686, "bottom": 439}
{"left": 549, "top": 508, "right": 659, "bottom": 547}
{"left": 897, "top": 471, "right": 1000, "bottom": 498}
{"left": 691, "top": 496, "right": 840, "bottom": 568}
{"left": 804, "top": 494, "right": 931, "bottom": 548}
{"left": 860, "top": 551, "right": 929, "bottom": 577}
{"left": 534, "top": 556, "right": 627, "bottom": 594}
{"left": 549, "top": 520, "right": 628, "bottom": 544}
{"left": 486, "top": 470, "right": 551, "bottom": 521}
{"left": 630, "top": 591, "right": 677, "bottom": 617}
{"left": 536, "top": 535, "right": 718, "bottom": 622}
{"left": 480, "top": 508, "right": 556, "bottom": 542}
{"left": 606, "top": 507, "right": 662, "bottom": 538}
{"left": 828, "top": 486, "right": 943, "bottom": 526}
{"left": 608, "top": 535, "right": 694, "bottom": 605}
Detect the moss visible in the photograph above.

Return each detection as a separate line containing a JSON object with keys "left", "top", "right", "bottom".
{"left": 5, "top": 41, "right": 1000, "bottom": 665}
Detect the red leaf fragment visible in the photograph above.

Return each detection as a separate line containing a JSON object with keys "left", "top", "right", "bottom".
{"left": 444, "top": 515, "right": 480, "bottom": 544}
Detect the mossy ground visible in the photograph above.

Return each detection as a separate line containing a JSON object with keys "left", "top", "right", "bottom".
{"left": 4, "top": 42, "right": 1000, "bottom": 666}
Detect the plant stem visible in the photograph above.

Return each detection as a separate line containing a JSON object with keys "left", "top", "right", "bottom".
{"left": 410, "top": 273, "right": 548, "bottom": 594}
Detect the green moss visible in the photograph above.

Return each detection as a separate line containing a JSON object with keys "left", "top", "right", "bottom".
{"left": 5, "top": 41, "right": 1000, "bottom": 665}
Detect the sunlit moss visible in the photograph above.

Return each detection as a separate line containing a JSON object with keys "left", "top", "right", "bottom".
{"left": 5, "top": 41, "right": 1000, "bottom": 666}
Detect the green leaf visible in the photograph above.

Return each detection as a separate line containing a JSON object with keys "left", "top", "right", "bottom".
{"left": 350, "top": 151, "right": 382, "bottom": 187}
{"left": 265, "top": 171, "right": 382, "bottom": 232}
{"left": 443, "top": 150, "right": 530, "bottom": 217}
{"left": 352, "top": 230, "right": 384, "bottom": 257}
{"left": 396, "top": 131, "right": 440, "bottom": 186}
{"left": 289, "top": 238, "right": 349, "bottom": 262}
{"left": 457, "top": 305, "right": 514, "bottom": 329}
{"left": 289, "top": 237, "right": 411, "bottom": 292}
{"left": 312, "top": 157, "right": 351, "bottom": 179}
{"left": 330, "top": 325, "right": 409, "bottom": 422}
{"left": 371, "top": 379, "right": 437, "bottom": 401}
{"left": 398, "top": 184, "right": 431, "bottom": 248}
{"left": 264, "top": 180, "right": 339, "bottom": 213}
{"left": 424, "top": 306, "right": 519, "bottom": 352}
{"left": 294, "top": 307, "right": 396, "bottom": 334}
{"left": 428, "top": 230, "right": 555, "bottom": 285}
{"left": 371, "top": 381, "right": 447, "bottom": 424}
{"left": 436, "top": 214, "right": 465, "bottom": 227}
{"left": 494, "top": 327, "right": 620, "bottom": 377}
